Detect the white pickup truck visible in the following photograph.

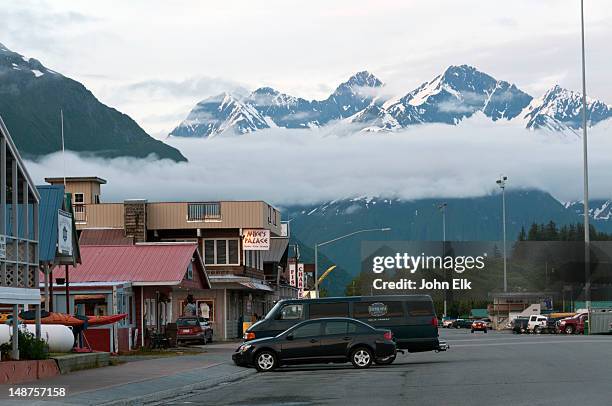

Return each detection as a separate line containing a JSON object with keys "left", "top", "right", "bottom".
{"left": 527, "top": 315, "right": 552, "bottom": 333}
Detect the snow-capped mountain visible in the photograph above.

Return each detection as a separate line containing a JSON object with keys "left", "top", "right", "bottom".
{"left": 382, "top": 65, "right": 533, "bottom": 127}
{"left": 170, "top": 92, "right": 269, "bottom": 138}
{"left": 170, "top": 71, "right": 383, "bottom": 138}
{"left": 565, "top": 200, "right": 612, "bottom": 221}
{"left": 170, "top": 65, "right": 612, "bottom": 138}
{"left": 522, "top": 85, "right": 612, "bottom": 132}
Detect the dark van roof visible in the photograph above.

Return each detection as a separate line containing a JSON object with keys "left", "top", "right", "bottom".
{"left": 278, "top": 295, "right": 433, "bottom": 305}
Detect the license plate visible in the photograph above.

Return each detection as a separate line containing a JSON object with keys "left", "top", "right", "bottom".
{"left": 181, "top": 329, "right": 190, "bottom": 333}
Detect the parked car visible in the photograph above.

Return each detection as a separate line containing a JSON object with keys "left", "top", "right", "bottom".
{"left": 511, "top": 318, "right": 529, "bottom": 334}
{"left": 451, "top": 319, "right": 473, "bottom": 329}
{"left": 233, "top": 317, "right": 397, "bottom": 372}
{"left": 558, "top": 313, "right": 588, "bottom": 334}
{"left": 471, "top": 320, "right": 487, "bottom": 333}
{"left": 177, "top": 317, "right": 213, "bottom": 344}
{"left": 442, "top": 319, "right": 455, "bottom": 328}
{"left": 244, "top": 295, "right": 447, "bottom": 353}
{"left": 527, "top": 315, "right": 548, "bottom": 334}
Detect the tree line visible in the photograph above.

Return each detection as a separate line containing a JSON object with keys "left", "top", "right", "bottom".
{"left": 518, "top": 221, "right": 612, "bottom": 241}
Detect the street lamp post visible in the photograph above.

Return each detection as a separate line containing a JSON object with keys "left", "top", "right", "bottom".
{"left": 438, "top": 203, "right": 447, "bottom": 317}
{"left": 314, "top": 228, "right": 391, "bottom": 298}
{"left": 496, "top": 176, "right": 508, "bottom": 292}
{"left": 580, "top": 0, "right": 591, "bottom": 309}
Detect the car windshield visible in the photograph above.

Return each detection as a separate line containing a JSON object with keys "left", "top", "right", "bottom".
{"left": 266, "top": 302, "right": 283, "bottom": 319}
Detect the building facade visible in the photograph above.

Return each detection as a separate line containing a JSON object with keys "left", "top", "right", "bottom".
{"left": 48, "top": 242, "right": 211, "bottom": 350}
{"left": 46, "top": 177, "right": 295, "bottom": 340}
{"left": 0, "top": 117, "right": 41, "bottom": 359}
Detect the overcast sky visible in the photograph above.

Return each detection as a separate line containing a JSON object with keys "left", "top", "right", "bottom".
{"left": 1, "top": 0, "right": 611, "bottom": 137}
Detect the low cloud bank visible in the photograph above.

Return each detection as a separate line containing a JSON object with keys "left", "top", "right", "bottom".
{"left": 24, "top": 115, "right": 612, "bottom": 206}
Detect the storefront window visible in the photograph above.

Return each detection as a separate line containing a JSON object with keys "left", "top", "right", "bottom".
{"left": 203, "top": 239, "right": 240, "bottom": 265}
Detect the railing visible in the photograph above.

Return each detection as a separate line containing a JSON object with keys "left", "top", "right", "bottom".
{"left": 74, "top": 204, "right": 86, "bottom": 223}
{"left": 187, "top": 202, "right": 221, "bottom": 221}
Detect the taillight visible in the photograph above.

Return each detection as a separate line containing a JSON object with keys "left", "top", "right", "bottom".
{"left": 193, "top": 326, "right": 202, "bottom": 333}
{"left": 244, "top": 332, "right": 256, "bottom": 340}
{"left": 432, "top": 317, "right": 438, "bottom": 327}
{"left": 383, "top": 331, "right": 393, "bottom": 340}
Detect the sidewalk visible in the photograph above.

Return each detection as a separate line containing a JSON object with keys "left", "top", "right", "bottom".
{"left": 0, "top": 342, "right": 254, "bottom": 405}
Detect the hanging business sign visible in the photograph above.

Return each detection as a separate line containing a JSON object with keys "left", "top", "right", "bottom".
{"left": 0, "top": 234, "right": 5, "bottom": 259}
{"left": 297, "top": 263, "right": 304, "bottom": 297}
{"left": 57, "top": 210, "right": 73, "bottom": 256}
{"left": 243, "top": 229, "right": 270, "bottom": 250}
{"left": 289, "top": 263, "right": 296, "bottom": 287}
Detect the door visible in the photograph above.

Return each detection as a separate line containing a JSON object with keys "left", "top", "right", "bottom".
{"left": 319, "top": 321, "right": 350, "bottom": 360}
{"left": 280, "top": 321, "right": 322, "bottom": 362}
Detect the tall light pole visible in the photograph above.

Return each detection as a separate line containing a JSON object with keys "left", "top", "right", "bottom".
{"left": 314, "top": 227, "right": 391, "bottom": 298}
{"left": 438, "top": 203, "right": 447, "bottom": 317}
{"left": 580, "top": 0, "right": 591, "bottom": 309}
{"left": 496, "top": 176, "right": 508, "bottom": 292}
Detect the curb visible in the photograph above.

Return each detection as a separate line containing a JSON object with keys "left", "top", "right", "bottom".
{"left": 97, "top": 368, "right": 255, "bottom": 406}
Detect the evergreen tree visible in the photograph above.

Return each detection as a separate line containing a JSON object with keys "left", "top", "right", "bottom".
{"left": 518, "top": 226, "right": 527, "bottom": 241}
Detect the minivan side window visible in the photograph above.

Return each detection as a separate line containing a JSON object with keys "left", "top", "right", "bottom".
{"left": 278, "top": 304, "right": 304, "bottom": 320}
{"left": 406, "top": 301, "right": 434, "bottom": 317}
{"left": 353, "top": 301, "right": 404, "bottom": 318}
{"left": 309, "top": 302, "right": 349, "bottom": 318}
{"left": 292, "top": 322, "right": 321, "bottom": 338}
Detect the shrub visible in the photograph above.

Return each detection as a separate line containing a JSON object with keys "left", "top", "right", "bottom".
{"left": 1, "top": 329, "right": 50, "bottom": 360}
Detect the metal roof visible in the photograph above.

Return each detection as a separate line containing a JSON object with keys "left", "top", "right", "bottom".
{"left": 261, "top": 237, "right": 289, "bottom": 263}
{"left": 37, "top": 185, "right": 66, "bottom": 263}
{"left": 79, "top": 229, "right": 133, "bottom": 246}
{"left": 51, "top": 243, "right": 210, "bottom": 287}
{"left": 45, "top": 176, "right": 107, "bottom": 184}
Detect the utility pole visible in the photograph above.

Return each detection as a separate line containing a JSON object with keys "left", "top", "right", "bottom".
{"left": 496, "top": 176, "right": 508, "bottom": 292}
{"left": 580, "top": 0, "right": 591, "bottom": 309}
{"left": 438, "top": 203, "right": 447, "bottom": 317}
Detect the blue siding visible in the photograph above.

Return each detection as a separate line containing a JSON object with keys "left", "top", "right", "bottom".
{"left": 36, "top": 185, "right": 66, "bottom": 263}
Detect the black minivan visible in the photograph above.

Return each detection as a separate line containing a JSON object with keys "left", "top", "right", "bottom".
{"left": 244, "top": 295, "right": 443, "bottom": 353}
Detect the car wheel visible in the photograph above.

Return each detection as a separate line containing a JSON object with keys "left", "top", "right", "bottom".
{"left": 484, "top": 329, "right": 487, "bottom": 334}
{"left": 471, "top": 329, "right": 474, "bottom": 333}
{"left": 351, "top": 347, "right": 373, "bottom": 369}
{"left": 534, "top": 326, "right": 540, "bottom": 334}
{"left": 565, "top": 325, "right": 574, "bottom": 335}
{"left": 374, "top": 354, "right": 396, "bottom": 365}
{"left": 254, "top": 350, "right": 277, "bottom": 372}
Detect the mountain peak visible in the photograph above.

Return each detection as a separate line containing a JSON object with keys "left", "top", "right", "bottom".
{"left": 252, "top": 87, "right": 279, "bottom": 96}
{"left": 443, "top": 64, "right": 480, "bottom": 75}
{"left": 346, "top": 71, "right": 383, "bottom": 87}
{"left": 335, "top": 71, "right": 383, "bottom": 94}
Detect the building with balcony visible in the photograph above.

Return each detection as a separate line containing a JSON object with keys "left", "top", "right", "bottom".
{"left": 45, "top": 176, "right": 295, "bottom": 340}
{"left": 0, "top": 117, "right": 41, "bottom": 360}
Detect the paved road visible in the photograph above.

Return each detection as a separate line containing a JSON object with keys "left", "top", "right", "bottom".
{"left": 155, "top": 329, "right": 612, "bottom": 406}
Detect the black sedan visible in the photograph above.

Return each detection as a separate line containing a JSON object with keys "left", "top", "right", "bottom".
{"left": 232, "top": 317, "right": 396, "bottom": 372}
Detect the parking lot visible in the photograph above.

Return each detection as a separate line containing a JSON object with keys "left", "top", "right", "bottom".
{"left": 158, "top": 329, "right": 612, "bottom": 406}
